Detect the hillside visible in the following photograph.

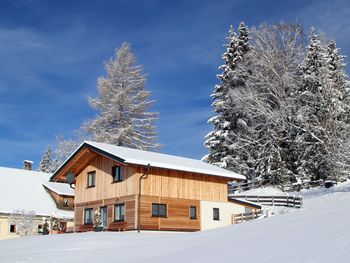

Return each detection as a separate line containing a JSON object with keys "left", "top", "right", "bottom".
{"left": 1, "top": 183, "right": 349, "bottom": 263}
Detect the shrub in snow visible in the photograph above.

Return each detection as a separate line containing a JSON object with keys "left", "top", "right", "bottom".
{"left": 50, "top": 213, "right": 61, "bottom": 231}
{"left": 94, "top": 210, "right": 102, "bottom": 228}
{"left": 42, "top": 218, "right": 50, "bottom": 235}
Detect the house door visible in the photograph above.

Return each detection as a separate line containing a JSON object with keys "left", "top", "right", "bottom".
{"left": 101, "top": 207, "right": 108, "bottom": 228}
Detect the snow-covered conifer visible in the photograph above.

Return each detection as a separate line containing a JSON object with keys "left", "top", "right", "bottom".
{"left": 84, "top": 43, "right": 160, "bottom": 151}
{"left": 204, "top": 22, "right": 252, "bottom": 176}
{"left": 294, "top": 29, "right": 332, "bottom": 182}
{"left": 38, "top": 146, "right": 54, "bottom": 173}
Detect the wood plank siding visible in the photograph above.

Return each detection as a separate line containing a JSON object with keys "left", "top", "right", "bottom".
{"left": 74, "top": 195, "right": 136, "bottom": 231}
{"left": 75, "top": 155, "right": 231, "bottom": 204}
{"left": 140, "top": 195, "right": 200, "bottom": 231}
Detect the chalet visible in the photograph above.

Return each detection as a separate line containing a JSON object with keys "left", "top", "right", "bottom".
{"left": 51, "top": 141, "right": 260, "bottom": 232}
{"left": 0, "top": 166, "right": 74, "bottom": 240}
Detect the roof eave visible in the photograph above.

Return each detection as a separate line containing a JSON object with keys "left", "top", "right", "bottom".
{"left": 50, "top": 141, "right": 125, "bottom": 182}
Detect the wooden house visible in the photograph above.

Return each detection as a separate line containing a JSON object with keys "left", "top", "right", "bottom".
{"left": 51, "top": 141, "right": 259, "bottom": 232}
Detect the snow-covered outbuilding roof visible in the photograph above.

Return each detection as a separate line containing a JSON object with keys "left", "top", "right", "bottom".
{"left": 52, "top": 141, "right": 245, "bottom": 181}
{"left": 0, "top": 167, "right": 74, "bottom": 218}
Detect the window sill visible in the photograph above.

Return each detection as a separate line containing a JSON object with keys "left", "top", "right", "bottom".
{"left": 111, "top": 180, "right": 123, "bottom": 184}
{"left": 113, "top": 220, "right": 125, "bottom": 223}
{"left": 151, "top": 215, "right": 168, "bottom": 218}
{"left": 86, "top": 185, "right": 95, "bottom": 189}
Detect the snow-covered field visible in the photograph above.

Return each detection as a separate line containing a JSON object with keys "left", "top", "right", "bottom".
{"left": 1, "top": 183, "right": 350, "bottom": 263}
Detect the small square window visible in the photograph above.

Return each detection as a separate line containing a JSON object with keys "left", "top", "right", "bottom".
{"left": 190, "top": 206, "right": 197, "bottom": 219}
{"left": 114, "top": 204, "right": 125, "bottom": 222}
{"left": 112, "top": 166, "right": 123, "bottom": 182}
{"left": 9, "top": 224, "right": 16, "bottom": 233}
{"left": 87, "top": 171, "right": 96, "bottom": 188}
{"left": 152, "top": 203, "right": 167, "bottom": 217}
{"left": 84, "top": 208, "right": 93, "bottom": 225}
{"left": 213, "top": 208, "right": 220, "bottom": 221}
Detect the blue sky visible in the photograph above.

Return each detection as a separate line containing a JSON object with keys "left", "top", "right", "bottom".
{"left": 1, "top": 0, "right": 350, "bottom": 169}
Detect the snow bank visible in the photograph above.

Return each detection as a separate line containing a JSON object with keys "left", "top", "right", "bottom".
{"left": 236, "top": 186, "right": 286, "bottom": 196}
{"left": 1, "top": 184, "right": 349, "bottom": 263}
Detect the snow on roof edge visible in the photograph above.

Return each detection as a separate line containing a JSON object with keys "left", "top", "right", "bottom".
{"left": 85, "top": 141, "right": 246, "bottom": 180}
{"left": 52, "top": 141, "right": 246, "bottom": 181}
{"left": 42, "top": 182, "right": 74, "bottom": 196}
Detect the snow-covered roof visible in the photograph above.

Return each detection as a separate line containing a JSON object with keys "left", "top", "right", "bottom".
{"left": 230, "top": 198, "right": 262, "bottom": 209}
{"left": 42, "top": 181, "right": 74, "bottom": 196}
{"left": 57, "top": 141, "right": 245, "bottom": 180}
{"left": 0, "top": 167, "right": 74, "bottom": 218}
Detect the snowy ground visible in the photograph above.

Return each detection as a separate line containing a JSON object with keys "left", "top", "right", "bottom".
{"left": 1, "top": 183, "right": 350, "bottom": 263}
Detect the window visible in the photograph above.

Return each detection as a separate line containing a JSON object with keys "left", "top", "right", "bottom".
{"left": 37, "top": 224, "right": 43, "bottom": 234}
{"left": 9, "top": 223, "right": 16, "bottom": 233}
{"left": 152, "top": 203, "right": 167, "bottom": 217}
{"left": 100, "top": 206, "right": 108, "bottom": 227}
{"left": 112, "top": 166, "right": 123, "bottom": 182}
{"left": 87, "top": 171, "right": 96, "bottom": 188}
{"left": 213, "top": 208, "right": 220, "bottom": 221}
{"left": 84, "top": 208, "right": 93, "bottom": 224}
{"left": 190, "top": 206, "right": 197, "bottom": 219}
{"left": 114, "top": 204, "right": 125, "bottom": 222}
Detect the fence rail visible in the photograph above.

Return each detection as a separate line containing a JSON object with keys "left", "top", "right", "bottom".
{"left": 230, "top": 195, "right": 303, "bottom": 208}
{"left": 232, "top": 210, "right": 262, "bottom": 224}
{"left": 228, "top": 180, "right": 264, "bottom": 195}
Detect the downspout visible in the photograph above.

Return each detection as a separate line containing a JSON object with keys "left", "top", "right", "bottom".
{"left": 137, "top": 163, "right": 150, "bottom": 233}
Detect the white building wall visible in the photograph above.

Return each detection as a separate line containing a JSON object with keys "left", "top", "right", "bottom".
{"left": 200, "top": 201, "right": 253, "bottom": 230}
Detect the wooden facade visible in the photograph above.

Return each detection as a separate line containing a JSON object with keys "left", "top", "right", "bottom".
{"left": 52, "top": 144, "right": 241, "bottom": 232}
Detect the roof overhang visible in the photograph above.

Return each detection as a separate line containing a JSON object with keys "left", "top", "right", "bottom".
{"left": 50, "top": 142, "right": 125, "bottom": 182}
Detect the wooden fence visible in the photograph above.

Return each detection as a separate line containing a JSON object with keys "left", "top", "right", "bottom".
{"left": 232, "top": 210, "right": 262, "bottom": 224}
{"left": 228, "top": 180, "right": 264, "bottom": 195}
{"left": 230, "top": 195, "right": 303, "bottom": 208}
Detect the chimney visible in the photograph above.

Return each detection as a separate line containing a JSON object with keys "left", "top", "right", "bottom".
{"left": 23, "top": 160, "right": 33, "bottom": 171}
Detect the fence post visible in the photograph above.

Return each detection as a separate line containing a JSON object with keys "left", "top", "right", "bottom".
{"left": 293, "top": 195, "right": 296, "bottom": 207}
{"left": 272, "top": 196, "right": 274, "bottom": 206}
{"left": 241, "top": 213, "right": 244, "bottom": 223}
{"left": 286, "top": 195, "right": 289, "bottom": 207}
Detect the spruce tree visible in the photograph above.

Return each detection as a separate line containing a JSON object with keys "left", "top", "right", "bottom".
{"left": 203, "top": 22, "right": 252, "bottom": 176}
{"left": 323, "top": 41, "right": 350, "bottom": 180}
{"left": 84, "top": 43, "right": 160, "bottom": 151}
{"left": 295, "top": 29, "right": 331, "bottom": 182}
{"left": 38, "top": 146, "right": 54, "bottom": 173}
